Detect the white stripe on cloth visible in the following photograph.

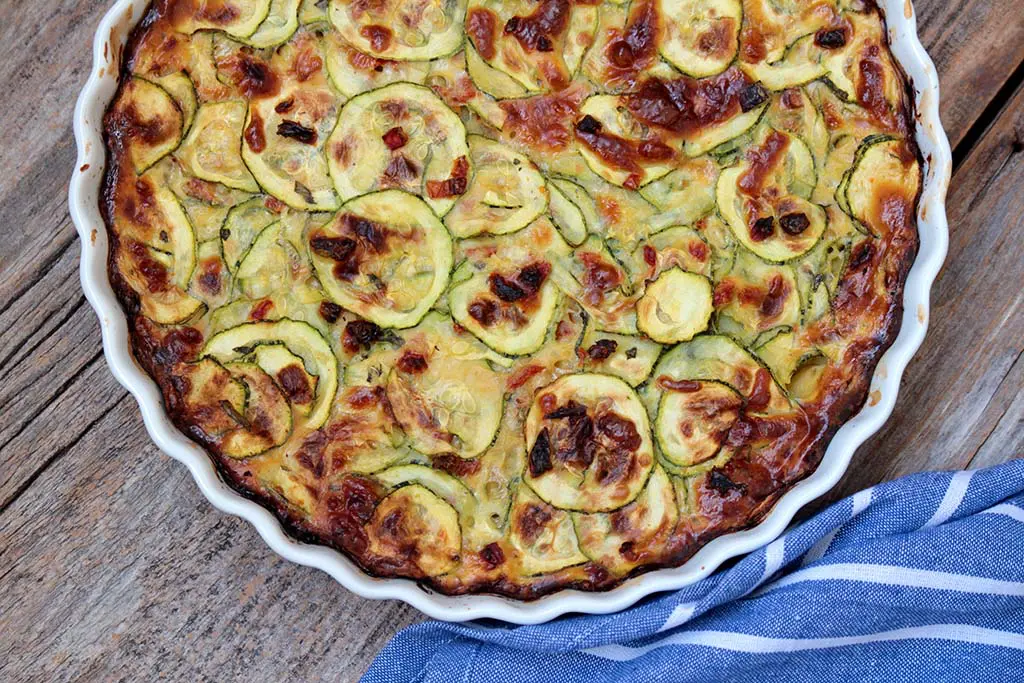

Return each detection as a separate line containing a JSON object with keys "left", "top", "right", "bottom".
{"left": 801, "top": 488, "right": 874, "bottom": 567}
{"left": 657, "top": 603, "right": 698, "bottom": 633}
{"left": 754, "top": 563, "right": 1024, "bottom": 598}
{"left": 584, "top": 624, "right": 1024, "bottom": 661}
{"left": 982, "top": 503, "right": 1024, "bottom": 523}
{"left": 923, "top": 470, "right": 975, "bottom": 528}
{"left": 760, "top": 537, "right": 787, "bottom": 583}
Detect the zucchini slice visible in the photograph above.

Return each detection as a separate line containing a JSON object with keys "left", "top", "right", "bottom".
{"left": 572, "top": 464, "right": 677, "bottom": 575}
{"left": 234, "top": 221, "right": 308, "bottom": 299}
{"left": 464, "top": 39, "right": 528, "bottom": 99}
{"left": 323, "top": 386, "right": 409, "bottom": 473}
{"left": 118, "top": 241, "right": 204, "bottom": 325}
{"left": 838, "top": 136, "right": 920, "bottom": 236}
{"left": 508, "top": 484, "right": 588, "bottom": 575}
{"left": 658, "top": 0, "right": 741, "bottom": 78}
{"left": 173, "top": 0, "right": 273, "bottom": 39}
{"left": 178, "top": 358, "right": 249, "bottom": 438}
{"left": 385, "top": 313, "right": 505, "bottom": 458}
{"left": 176, "top": 101, "right": 261, "bottom": 193}
{"left": 550, "top": 235, "right": 638, "bottom": 335}
{"left": 326, "top": 82, "right": 470, "bottom": 216}
{"left": 685, "top": 101, "right": 767, "bottom": 158}
{"left": 444, "top": 136, "right": 548, "bottom": 238}
{"left": 636, "top": 269, "right": 714, "bottom": 344}
{"left": 366, "top": 484, "right": 462, "bottom": 576}
{"left": 549, "top": 179, "right": 601, "bottom": 236}
{"left": 717, "top": 128, "right": 827, "bottom": 262}
{"left": 524, "top": 374, "right": 654, "bottom": 513}
{"left": 741, "top": 34, "right": 829, "bottom": 91}
{"left": 715, "top": 250, "right": 800, "bottom": 346}
{"left": 152, "top": 72, "right": 198, "bottom": 137}
{"left": 309, "top": 190, "right": 453, "bottom": 329}
{"left": 629, "top": 226, "right": 713, "bottom": 287}
{"left": 449, "top": 219, "right": 565, "bottom": 356}
{"left": 374, "top": 464, "right": 478, "bottom": 518}
{"left": 578, "top": 324, "right": 662, "bottom": 388}
{"left": 754, "top": 330, "right": 819, "bottom": 386}
{"left": 248, "top": 343, "right": 319, "bottom": 416}
{"left": 219, "top": 361, "right": 294, "bottom": 457}
{"left": 323, "top": 30, "right": 431, "bottom": 98}
{"left": 465, "top": 0, "right": 597, "bottom": 93}
{"left": 328, "top": 0, "right": 466, "bottom": 61}
{"left": 547, "top": 181, "right": 588, "bottom": 247}
{"left": 220, "top": 197, "right": 280, "bottom": 273}
{"left": 655, "top": 380, "right": 742, "bottom": 467}
{"left": 110, "top": 77, "right": 184, "bottom": 174}
{"left": 648, "top": 335, "right": 790, "bottom": 416}
{"left": 241, "top": 0, "right": 301, "bottom": 47}
{"left": 575, "top": 95, "right": 676, "bottom": 189}
{"left": 202, "top": 318, "right": 338, "bottom": 428}
{"left": 299, "top": 0, "right": 327, "bottom": 23}
{"left": 639, "top": 158, "right": 719, "bottom": 225}
{"left": 241, "top": 34, "right": 342, "bottom": 211}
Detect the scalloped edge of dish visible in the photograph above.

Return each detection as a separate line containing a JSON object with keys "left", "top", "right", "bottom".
{"left": 69, "top": 0, "right": 950, "bottom": 624}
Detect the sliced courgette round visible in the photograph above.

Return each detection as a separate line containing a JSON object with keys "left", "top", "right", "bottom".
{"left": 385, "top": 313, "right": 505, "bottom": 458}
{"left": 714, "top": 249, "right": 801, "bottom": 346}
{"left": 152, "top": 72, "right": 197, "bottom": 137}
{"left": 741, "top": 34, "right": 828, "bottom": 91}
{"left": 636, "top": 269, "right": 713, "bottom": 344}
{"left": 241, "top": 33, "right": 342, "bottom": 211}
{"left": 508, "top": 484, "right": 588, "bottom": 575}
{"left": 717, "top": 127, "right": 827, "bottom": 262}
{"left": 550, "top": 233, "right": 643, "bottom": 335}
{"left": 298, "top": 0, "right": 327, "bottom": 24}
{"left": 572, "top": 464, "right": 677, "bottom": 575}
{"left": 648, "top": 335, "right": 790, "bottom": 416}
{"left": 444, "top": 135, "right": 547, "bottom": 238}
{"left": 449, "top": 219, "right": 565, "bottom": 356}
{"left": 465, "top": 0, "right": 597, "bottom": 93}
{"left": 464, "top": 38, "right": 528, "bottom": 99}
{"left": 178, "top": 358, "right": 249, "bottom": 437}
{"left": 219, "top": 361, "right": 294, "bottom": 457}
{"left": 328, "top": 0, "right": 466, "bottom": 61}
{"left": 578, "top": 323, "right": 662, "bottom": 388}
{"left": 173, "top": 0, "right": 273, "bottom": 39}
{"left": 547, "top": 181, "right": 589, "bottom": 247}
{"left": 524, "top": 374, "right": 654, "bottom": 513}
{"left": 628, "top": 226, "right": 713, "bottom": 288}
{"left": 838, "top": 135, "right": 920, "bottom": 236}
{"left": 202, "top": 318, "right": 338, "bottom": 428}
{"left": 234, "top": 220, "right": 309, "bottom": 299}
{"left": 575, "top": 95, "right": 676, "bottom": 189}
{"left": 366, "top": 484, "right": 462, "bottom": 576}
{"left": 684, "top": 99, "right": 767, "bottom": 158}
{"left": 323, "top": 30, "right": 431, "bottom": 98}
{"left": 326, "top": 82, "right": 470, "bottom": 216}
{"left": 220, "top": 197, "right": 280, "bottom": 273}
{"left": 248, "top": 343, "right": 319, "bottom": 416}
{"left": 639, "top": 158, "right": 720, "bottom": 226}
{"left": 655, "top": 380, "right": 742, "bottom": 467}
{"left": 110, "top": 77, "right": 184, "bottom": 174}
{"left": 658, "top": 0, "right": 741, "bottom": 78}
{"left": 241, "top": 0, "right": 301, "bottom": 47}
{"left": 176, "top": 101, "right": 261, "bottom": 193}
{"left": 118, "top": 240, "right": 204, "bottom": 325}
{"left": 309, "top": 190, "right": 453, "bottom": 329}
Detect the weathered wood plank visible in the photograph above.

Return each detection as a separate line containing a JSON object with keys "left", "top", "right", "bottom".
{"left": 0, "top": 399, "right": 422, "bottom": 682}
{"left": 0, "top": 1, "right": 1022, "bottom": 681}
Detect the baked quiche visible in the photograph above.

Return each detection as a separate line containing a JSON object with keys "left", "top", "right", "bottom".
{"left": 103, "top": 0, "right": 921, "bottom": 599}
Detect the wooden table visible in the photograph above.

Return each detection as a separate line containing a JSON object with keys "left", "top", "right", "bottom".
{"left": 2, "top": 1, "right": 1022, "bottom": 679}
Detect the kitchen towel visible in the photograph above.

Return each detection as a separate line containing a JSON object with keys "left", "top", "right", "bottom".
{"left": 364, "top": 459, "right": 1024, "bottom": 682}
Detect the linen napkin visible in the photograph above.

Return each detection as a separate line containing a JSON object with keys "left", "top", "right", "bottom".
{"left": 364, "top": 459, "right": 1024, "bottom": 682}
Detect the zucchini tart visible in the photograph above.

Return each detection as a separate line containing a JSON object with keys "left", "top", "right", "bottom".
{"left": 103, "top": 0, "right": 921, "bottom": 599}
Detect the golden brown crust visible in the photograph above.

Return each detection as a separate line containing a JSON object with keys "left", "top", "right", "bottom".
{"left": 102, "top": 0, "right": 922, "bottom": 600}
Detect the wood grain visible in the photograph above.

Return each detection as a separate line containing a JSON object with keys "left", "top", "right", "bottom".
{"left": 1, "top": 0, "right": 1022, "bottom": 680}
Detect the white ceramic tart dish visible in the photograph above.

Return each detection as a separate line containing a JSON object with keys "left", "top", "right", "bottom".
{"left": 71, "top": 0, "right": 950, "bottom": 623}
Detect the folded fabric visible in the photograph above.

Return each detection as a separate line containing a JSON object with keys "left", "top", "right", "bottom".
{"left": 364, "top": 459, "right": 1024, "bottom": 683}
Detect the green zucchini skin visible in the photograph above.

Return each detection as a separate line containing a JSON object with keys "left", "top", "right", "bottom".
{"left": 102, "top": 0, "right": 923, "bottom": 600}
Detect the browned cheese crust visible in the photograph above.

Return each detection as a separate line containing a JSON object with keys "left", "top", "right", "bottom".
{"left": 102, "top": 0, "right": 921, "bottom": 600}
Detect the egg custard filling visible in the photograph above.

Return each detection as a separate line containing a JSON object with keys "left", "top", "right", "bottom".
{"left": 103, "top": 0, "right": 920, "bottom": 598}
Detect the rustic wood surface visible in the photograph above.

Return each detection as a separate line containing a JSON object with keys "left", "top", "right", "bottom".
{"left": 1, "top": 1, "right": 1022, "bottom": 680}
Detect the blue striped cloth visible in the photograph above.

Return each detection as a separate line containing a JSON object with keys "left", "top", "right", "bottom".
{"left": 364, "top": 460, "right": 1024, "bottom": 682}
